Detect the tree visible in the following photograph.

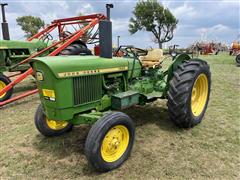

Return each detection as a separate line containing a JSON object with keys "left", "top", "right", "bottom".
{"left": 16, "top": 16, "right": 45, "bottom": 38}
{"left": 129, "top": 0, "right": 178, "bottom": 48}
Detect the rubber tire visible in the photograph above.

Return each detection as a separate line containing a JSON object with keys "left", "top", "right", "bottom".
{"left": 236, "top": 54, "right": 240, "bottom": 65}
{"left": 59, "top": 43, "right": 92, "bottom": 55}
{"left": 167, "top": 59, "right": 211, "bottom": 128}
{"left": 34, "top": 104, "right": 73, "bottom": 137}
{"left": 0, "top": 74, "right": 13, "bottom": 102}
{"left": 85, "top": 112, "right": 135, "bottom": 172}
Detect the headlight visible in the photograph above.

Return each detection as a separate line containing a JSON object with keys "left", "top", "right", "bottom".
{"left": 36, "top": 71, "right": 44, "bottom": 81}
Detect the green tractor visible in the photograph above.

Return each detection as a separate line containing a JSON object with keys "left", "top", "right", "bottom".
{"left": 30, "top": 9, "right": 211, "bottom": 172}
{"left": 0, "top": 2, "right": 51, "bottom": 102}
{"left": 0, "top": 39, "right": 50, "bottom": 100}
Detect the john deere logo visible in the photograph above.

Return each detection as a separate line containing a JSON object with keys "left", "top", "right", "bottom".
{"left": 58, "top": 67, "right": 128, "bottom": 78}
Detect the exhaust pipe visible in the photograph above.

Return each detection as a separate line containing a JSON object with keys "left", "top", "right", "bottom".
{"left": 0, "top": 3, "right": 10, "bottom": 40}
{"left": 99, "top": 4, "right": 114, "bottom": 59}
{"left": 106, "top": 4, "right": 114, "bottom": 20}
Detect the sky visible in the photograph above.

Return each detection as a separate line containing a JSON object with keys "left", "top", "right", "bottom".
{"left": 0, "top": 0, "right": 239, "bottom": 48}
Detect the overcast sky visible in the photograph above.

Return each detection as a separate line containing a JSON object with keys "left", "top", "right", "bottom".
{"left": 1, "top": 0, "right": 239, "bottom": 48}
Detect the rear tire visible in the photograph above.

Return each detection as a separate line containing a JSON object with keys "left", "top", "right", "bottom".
{"left": 85, "top": 112, "right": 135, "bottom": 172}
{"left": 34, "top": 104, "right": 73, "bottom": 137}
{"left": 167, "top": 59, "right": 211, "bottom": 128}
{"left": 59, "top": 43, "right": 92, "bottom": 55}
{"left": 0, "top": 74, "right": 13, "bottom": 102}
{"left": 236, "top": 54, "right": 240, "bottom": 65}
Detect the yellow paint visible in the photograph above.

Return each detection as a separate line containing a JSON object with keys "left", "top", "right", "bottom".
{"left": 46, "top": 118, "right": 69, "bottom": 130}
{"left": 191, "top": 74, "right": 209, "bottom": 116}
{"left": 0, "top": 80, "right": 7, "bottom": 99}
{"left": 42, "top": 89, "right": 55, "bottom": 98}
{"left": 101, "top": 125, "right": 129, "bottom": 162}
{"left": 58, "top": 66, "right": 128, "bottom": 78}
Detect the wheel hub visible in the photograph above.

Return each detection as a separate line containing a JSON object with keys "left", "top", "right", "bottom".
{"left": 191, "top": 74, "right": 209, "bottom": 116}
{"left": 46, "top": 118, "right": 69, "bottom": 130}
{"left": 101, "top": 125, "right": 129, "bottom": 162}
{"left": 0, "top": 80, "right": 7, "bottom": 98}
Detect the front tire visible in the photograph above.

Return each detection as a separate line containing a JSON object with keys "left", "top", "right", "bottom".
{"left": 0, "top": 74, "right": 13, "bottom": 102}
{"left": 167, "top": 59, "right": 211, "bottom": 128}
{"left": 85, "top": 112, "right": 135, "bottom": 172}
{"left": 34, "top": 104, "right": 73, "bottom": 137}
{"left": 236, "top": 54, "right": 240, "bottom": 65}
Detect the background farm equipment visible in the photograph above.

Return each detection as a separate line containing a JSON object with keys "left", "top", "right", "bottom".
{"left": 0, "top": 5, "right": 109, "bottom": 106}
{"left": 229, "top": 42, "right": 240, "bottom": 65}
{"left": 30, "top": 4, "right": 211, "bottom": 172}
{"left": 189, "top": 42, "right": 224, "bottom": 55}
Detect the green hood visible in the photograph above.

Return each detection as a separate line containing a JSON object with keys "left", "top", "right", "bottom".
{"left": 31, "top": 56, "right": 130, "bottom": 79}
{"left": 0, "top": 39, "right": 47, "bottom": 50}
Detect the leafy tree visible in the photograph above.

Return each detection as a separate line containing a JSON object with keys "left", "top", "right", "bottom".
{"left": 129, "top": 0, "right": 178, "bottom": 48}
{"left": 16, "top": 16, "right": 45, "bottom": 38}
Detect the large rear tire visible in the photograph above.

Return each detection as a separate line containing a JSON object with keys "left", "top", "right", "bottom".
{"left": 34, "top": 104, "right": 73, "bottom": 137}
{"left": 0, "top": 74, "right": 13, "bottom": 102}
{"left": 167, "top": 59, "right": 211, "bottom": 128}
{"left": 59, "top": 43, "right": 92, "bottom": 55}
{"left": 85, "top": 112, "right": 135, "bottom": 172}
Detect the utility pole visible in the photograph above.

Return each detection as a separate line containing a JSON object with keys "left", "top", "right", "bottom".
{"left": 117, "top": 35, "right": 120, "bottom": 48}
{"left": 0, "top": 3, "right": 10, "bottom": 40}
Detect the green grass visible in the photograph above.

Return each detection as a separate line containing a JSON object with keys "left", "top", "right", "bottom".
{"left": 0, "top": 53, "right": 239, "bottom": 179}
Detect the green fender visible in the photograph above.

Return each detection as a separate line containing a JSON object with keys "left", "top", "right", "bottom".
{"left": 163, "top": 53, "right": 191, "bottom": 97}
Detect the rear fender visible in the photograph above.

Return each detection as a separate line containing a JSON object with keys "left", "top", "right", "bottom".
{"left": 163, "top": 53, "right": 191, "bottom": 97}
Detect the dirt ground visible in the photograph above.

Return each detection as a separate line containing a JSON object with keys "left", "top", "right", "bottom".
{"left": 0, "top": 53, "right": 239, "bottom": 179}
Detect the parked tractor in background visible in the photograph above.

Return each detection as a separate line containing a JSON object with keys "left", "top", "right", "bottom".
{"left": 229, "top": 42, "right": 240, "bottom": 65}
{"left": 30, "top": 5, "right": 211, "bottom": 172}
{"left": 0, "top": 3, "right": 51, "bottom": 102}
{"left": 0, "top": 4, "right": 101, "bottom": 106}
{"left": 189, "top": 41, "right": 222, "bottom": 55}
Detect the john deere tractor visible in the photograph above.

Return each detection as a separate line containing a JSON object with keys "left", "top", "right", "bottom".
{"left": 30, "top": 7, "right": 211, "bottom": 172}
{"left": 0, "top": 39, "right": 50, "bottom": 100}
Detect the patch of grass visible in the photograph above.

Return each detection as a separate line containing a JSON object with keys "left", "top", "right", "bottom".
{"left": 0, "top": 53, "right": 239, "bottom": 179}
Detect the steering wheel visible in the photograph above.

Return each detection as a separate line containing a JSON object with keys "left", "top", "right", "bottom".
{"left": 42, "top": 33, "right": 53, "bottom": 43}
{"left": 61, "top": 31, "right": 72, "bottom": 38}
{"left": 114, "top": 46, "right": 147, "bottom": 58}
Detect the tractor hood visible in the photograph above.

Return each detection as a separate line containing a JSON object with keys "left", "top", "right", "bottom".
{"left": 0, "top": 39, "right": 47, "bottom": 50}
{"left": 31, "top": 56, "right": 130, "bottom": 79}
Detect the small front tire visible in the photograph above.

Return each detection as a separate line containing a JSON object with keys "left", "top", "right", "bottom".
{"left": 85, "top": 112, "right": 135, "bottom": 172}
{"left": 34, "top": 104, "right": 73, "bottom": 137}
{"left": 0, "top": 74, "right": 13, "bottom": 102}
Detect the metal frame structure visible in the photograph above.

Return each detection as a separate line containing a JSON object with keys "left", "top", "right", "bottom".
{"left": 0, "top": 13, "right": 106, "bottom": 106}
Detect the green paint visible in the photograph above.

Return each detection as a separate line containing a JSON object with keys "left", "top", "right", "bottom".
{"left": 111, "top": 91, "right": 139, "bottom": 109}
{"left": 0, "top": 39, "right": 49, "bottom": 73}
{"left": 31, "top": 52, "right": 191, "bottom": 125}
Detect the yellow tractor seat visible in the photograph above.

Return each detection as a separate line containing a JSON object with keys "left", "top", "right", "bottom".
{"left": 139, "top": 49, "right": 164, "bottom": 68}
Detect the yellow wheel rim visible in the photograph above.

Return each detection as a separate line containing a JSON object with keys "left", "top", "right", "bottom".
{"left": 0, "top": 80, "right": 7, "bottom": 98}
{"left": 101, "top": 125, "right": 130, "bottom": 162}
{"left": 191, "top": 74, "right": 209, "bottom": 116}
{"left": 46, "top": 118, "right": 69, "bottom": 130}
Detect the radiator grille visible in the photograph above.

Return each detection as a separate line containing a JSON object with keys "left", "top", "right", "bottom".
{"left": 73, "top": 75, "right": 102, "bottom": 105}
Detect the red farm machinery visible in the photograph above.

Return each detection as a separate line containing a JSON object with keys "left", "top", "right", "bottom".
{"left": 0, "top": 6, "right": 114, "bottom": 107}
{"left": 229, "top": 42, "right": 240, "bottom": 65}
{"left": 189, "top": 42, "right": 223, "bottom": 55}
